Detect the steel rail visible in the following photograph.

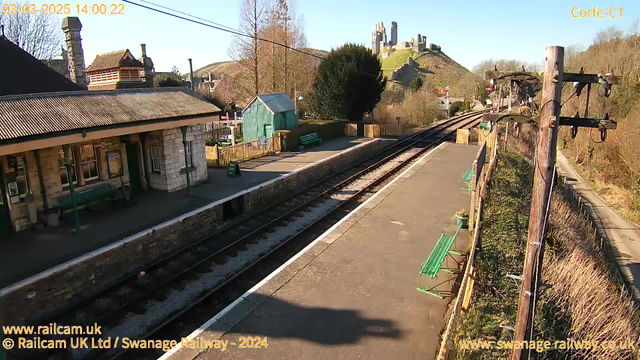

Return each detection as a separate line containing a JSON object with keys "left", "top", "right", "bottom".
{"left": 108, "top": 113, "right": 484, "bottom": 360}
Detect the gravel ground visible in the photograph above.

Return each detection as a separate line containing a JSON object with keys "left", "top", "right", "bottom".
{"left": 92, "top": 198, "right": 342, "bottom": 358}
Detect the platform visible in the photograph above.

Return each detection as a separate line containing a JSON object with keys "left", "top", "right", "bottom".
{"left": 0, "top": 137, "right": 374, "bottom": 289}
{"left": 166, "top": 142, "right": 478, "bottom": 360}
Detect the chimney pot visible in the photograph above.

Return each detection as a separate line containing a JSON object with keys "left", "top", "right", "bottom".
{"left": 141, "top": 44, "right": 147, "bottom": 57}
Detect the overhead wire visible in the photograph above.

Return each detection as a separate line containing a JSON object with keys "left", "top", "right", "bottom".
{"left": 123, "top": 0, "right": 452, "bottom": 101}
{"left": 121, "top": 0, "right": 326, "bottom": 61}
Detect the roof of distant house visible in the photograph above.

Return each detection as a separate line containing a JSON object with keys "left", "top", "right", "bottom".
{"left": 244, "top": 93, "right": 295, "bottom": 114}
{"left": 0, "top": 36, "right": 80, "bottom": 96}
{"left": 86, "top": 49, "right": 144, "bottom": 72}
{"left": 0, "top": 88, "right": 221, "bottom": 143}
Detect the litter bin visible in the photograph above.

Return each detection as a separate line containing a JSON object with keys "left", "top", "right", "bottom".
{"left": 44, "top": 208, "right": 59, "bottom": 228}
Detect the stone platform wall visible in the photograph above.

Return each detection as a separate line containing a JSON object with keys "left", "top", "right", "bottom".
{"left": 0, "top": 138, "right": 392, "bottom": 325}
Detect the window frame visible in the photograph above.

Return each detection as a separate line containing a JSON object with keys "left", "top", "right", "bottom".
{"left": 58, "top": 147, "right": 78, "bottom": 188}
{"left": 79, "top": 144, "right": 100, "bottom": 182}
{"left": 150, "top": 145, "right": 163, "bottom": 173}
{"left": 179, "top": 141, "right": 193, "bottom": 170}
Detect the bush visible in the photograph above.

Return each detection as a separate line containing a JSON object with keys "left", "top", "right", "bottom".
{"left": 309, "top": 43, "right": 386, "bottom": 121}
{"left": 448, "top": 100, "right": 470, "bottom": 116}
{"left": 408, "top": 77, "right": 423, "bottom": 92}
{"left": 154, "top": 73, "right": 182, "bottom": 87}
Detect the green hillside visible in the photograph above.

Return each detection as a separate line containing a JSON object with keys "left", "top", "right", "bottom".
{"left": 380, "top": 49, "right": 482, "bottom": 99}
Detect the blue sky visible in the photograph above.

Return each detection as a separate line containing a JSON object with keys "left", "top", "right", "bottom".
{"left": 16, "top": 0, "right": 640, "bottom": 73}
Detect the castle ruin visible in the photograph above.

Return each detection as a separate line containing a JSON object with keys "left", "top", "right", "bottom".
{"left": 371, "top": 21, "right": 430, "bottom": 56}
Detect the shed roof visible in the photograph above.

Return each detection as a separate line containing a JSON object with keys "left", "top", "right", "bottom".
{"left": 86, "top": 49, "right": 144, "bottom": 72}
{"left": 0, "top": 88, "right": 220, "bottom": 142}
{"left": 0, "top": 36, "right": 80, "bottom": 96}
{"left": 244, "top": 93, "right": 295, "bottom": 114}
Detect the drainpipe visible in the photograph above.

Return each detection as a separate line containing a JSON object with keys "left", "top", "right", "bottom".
{"left": 63, "top": 145, "right": 80, "bottom": 235}
{"left": 34, "top": 150, "right": 48, "bottom": 210}
{"left": 139, "top": 132, "right": 151, "bottom": 190}
{"left": 180, "top": 126, "right": 191, "bottom": 196}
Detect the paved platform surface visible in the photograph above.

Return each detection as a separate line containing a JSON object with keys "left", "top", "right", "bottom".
{"left": 168, "top": 143, "right": 478, "bottom": 360}
{"left": 0, "top": 137, "right": 373, "bottom": 289}
{"left": 557, "top": 151, "right": 640, "bottom": 301}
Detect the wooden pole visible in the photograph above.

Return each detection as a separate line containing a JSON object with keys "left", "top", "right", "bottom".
{"left": 511, "top": 46, "right": 564, "bottom": 360}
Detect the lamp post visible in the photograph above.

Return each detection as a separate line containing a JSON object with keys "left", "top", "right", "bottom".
{"left": 63, "top": 145, "right": 80, "bottom": 235}
{"left": 180, "top": 126, "right": 191, "bottom": 196}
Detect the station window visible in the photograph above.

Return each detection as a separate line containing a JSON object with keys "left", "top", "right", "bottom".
{"left": 80, "top": 144, "right": 99, "bottom": 181}
{"left": 150, "top": 145, "right": 163, "bottom": 173}
{"left": 179, "top": 141, "right": 193, "bottom": 170}
{"left": 58, "top": 147, "right": 77, "bottom": 187}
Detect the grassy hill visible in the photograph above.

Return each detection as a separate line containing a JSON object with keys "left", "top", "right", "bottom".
{"left": 380, "top": 49, "right": 482, "bottom": 99}
{"left": 196, "top": 48, "right": 329, "bottom": 78}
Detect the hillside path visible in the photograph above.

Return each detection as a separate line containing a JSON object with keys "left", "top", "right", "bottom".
{"left": 557, "top": 151, "right": 640, "bottom": 302}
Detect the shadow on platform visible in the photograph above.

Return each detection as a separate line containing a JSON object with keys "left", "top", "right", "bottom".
{"left": 219, "top": 294, "right": 403, "bottom": 345}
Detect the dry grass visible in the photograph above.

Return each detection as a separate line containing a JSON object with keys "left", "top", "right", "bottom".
{"left": 453, "top": 145, "right": 640, "bottom": 359}
{"left": 563, "top": 159, "right": 640, "bottom": 225}
{"left": 543, "top": 251, "right": 639, "bottom": 360}
{"left": 373, "top": 90, "right": 445, "bottom": 136}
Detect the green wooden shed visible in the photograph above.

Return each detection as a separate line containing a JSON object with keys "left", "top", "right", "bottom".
{"left": 242, "top": 93, "right": 298, "bottom": 142}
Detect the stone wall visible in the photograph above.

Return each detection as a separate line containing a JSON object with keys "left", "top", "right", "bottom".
{"left": 0, "top": 138, "right": 392, "bottom": 325}
{"left": 143, "top": 125, "right": 207, "bottom": 192}
{"left": 159, "top": 125, "right": 207, "bottom": 192}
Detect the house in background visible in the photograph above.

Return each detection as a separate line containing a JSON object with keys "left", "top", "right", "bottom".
{"left": 85, "top": 46, "right": 154, "bottom": 90}
{"left": 0, "top": 17, "right": 220, "bottom": 234}
{"left": 242, "top": 93, "right": 298, "bottom": 142}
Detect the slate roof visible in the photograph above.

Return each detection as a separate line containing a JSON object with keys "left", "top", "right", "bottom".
{"left": 0, "top": 88, "right": 221, "bottom": 142}
{"left": 244, "top": 93, "right": 295, "bottom": 114}
{"left": 86, "top": 49, "right": 144, "bottom": 72}
{"left": 0, "top": 36, "right": 80, "bottom": 96}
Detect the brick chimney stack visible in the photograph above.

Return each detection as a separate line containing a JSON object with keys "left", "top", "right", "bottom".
{"left": 139, "top": 43, "right": 155, "bottom": 87}
{"left": 61, "top": 17, "right": 87, "bottom": 89}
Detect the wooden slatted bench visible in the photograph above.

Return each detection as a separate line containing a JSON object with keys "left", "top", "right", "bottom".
{"left": 300, "top": 132, "right": 322, "bottom": 147}
{"left": 57, "top": 183, "right": 116, "bottom": 216}
{"left": 461, "top": 167, "right": 473, "bottom": 192}
{"left": 417, "top": 224, "right": 463, "bottom": 298}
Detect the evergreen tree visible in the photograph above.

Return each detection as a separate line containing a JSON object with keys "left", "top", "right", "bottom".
{"left": 310, "top": 43, "right": 386, "bottom": 121}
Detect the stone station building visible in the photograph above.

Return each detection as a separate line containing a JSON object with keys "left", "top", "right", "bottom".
{"left": 0, "top": 88, "right": 220, "bottom": 233}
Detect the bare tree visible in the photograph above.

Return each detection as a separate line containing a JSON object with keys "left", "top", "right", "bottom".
{"left": 0, "top": 2, "right": 62, "bottom": 59}
{"left": 629, "top": 18, "right": 639, "bottom": 37}
{"left": 259, "top": 0, "right": 310, "bottom": 97}
{"left": 472, "top": 59, "right": 530, "bottom": 77}
{"left": 593, "top": 26, "right": 624, "bottom": 44}
{"left": 564, "top": 44, "right": 585, "bottom": 69}
{"left": 228, "top": 0, "right": 271, "bottom": 98}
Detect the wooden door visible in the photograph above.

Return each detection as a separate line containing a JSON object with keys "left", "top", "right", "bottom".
{"left": 126, "top": 144, "right": 142, "bottom": 194}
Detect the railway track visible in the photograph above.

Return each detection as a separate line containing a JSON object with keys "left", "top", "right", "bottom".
{"left": 9, "top": 111, "right": 483, "bottom": 360}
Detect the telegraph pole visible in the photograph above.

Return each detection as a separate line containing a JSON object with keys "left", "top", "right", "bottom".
{"left": 511, "top": 46, "right": 564, "bottom": 360}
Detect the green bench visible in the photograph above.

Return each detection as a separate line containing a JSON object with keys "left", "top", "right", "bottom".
{"left": 57, "top": 183, "right": 116, "bottom": 214}
{"left": 417, "top": 224, "right": 463, "bottom": 298}
{"left": 461, "top": 167, "right": 473, "bottom": 192}
{"left": 300, "top": 133, "right": 322, "bottom": 147}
